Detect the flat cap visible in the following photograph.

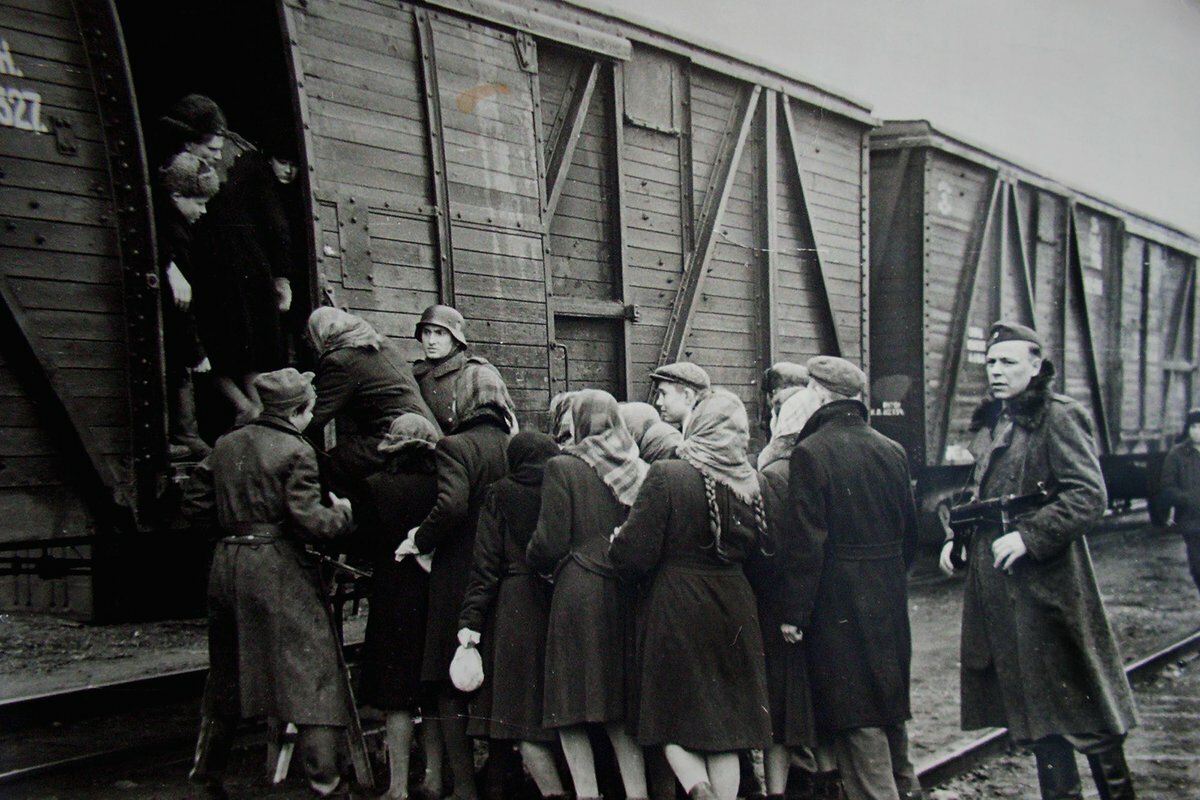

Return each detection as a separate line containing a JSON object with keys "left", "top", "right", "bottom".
{"left": 988, "top": 320, "right": 1043, "bottom": 350}
{"left": 254, "top": 368, "right": 316, "bottom": 413}
{"left": 649, "top": 362, "right": 711, "bottom": 392}
{"left": 806, "top": 355, "right": 866, "bottom": 397}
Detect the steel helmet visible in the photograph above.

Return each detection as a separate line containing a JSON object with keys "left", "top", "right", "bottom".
{"left": 415, "top": 304, "right": 468, "bottom": 348}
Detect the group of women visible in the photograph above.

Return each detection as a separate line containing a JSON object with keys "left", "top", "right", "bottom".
{"left": 306, "top": 300, "right": 830, "bottom": 800}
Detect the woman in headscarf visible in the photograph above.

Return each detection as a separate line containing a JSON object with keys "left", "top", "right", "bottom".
{"left": 620, "top": 402, "right": 683, "bottom": 464}
{"left": 457, "top": 432, "right": 567, "bottom": 799}
{"left": 611, "top": 389, "right": 772, "bottom": 800}
{"left": 403, "top": 363, "right": 516, "bottom": 800}
{"left": 358, "top": 414, "right": 447, "bottom": 800}
{"left": 305, "top": 307, "right": 437, "bottom": 493}
{"left": 528, "top": 390, "right": 649, "bottom": 800}
{"left": 549, "top": 391, "right": 578, "bottom": 446}
{"left": 755, "top": 387, "right": 828, "bottom": 798}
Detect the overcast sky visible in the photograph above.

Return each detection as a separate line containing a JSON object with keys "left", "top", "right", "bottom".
{"left": 595, "top": 0, "right": 1200, "bottom": 235}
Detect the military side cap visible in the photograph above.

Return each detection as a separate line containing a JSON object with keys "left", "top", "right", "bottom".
{"left": 988, "top": 320, "right": 1043, "bottom": 350}
{"left": 806, "top": 355, "right": 866, "bottom": 397}
{"left": 255, "top": 368, "right": 316, "bottom": 412}
{"left": 649, "top": 362, "right": 711, "bottom": 392}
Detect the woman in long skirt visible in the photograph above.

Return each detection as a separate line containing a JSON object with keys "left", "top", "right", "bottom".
{"left": 611, "top": 389, "right": 772, "bottom": 800}
{"left": 358, "top": 414, "right": 446, "bottom": 800}
{"left": 458, "top": 432, "right": 567, "bottom": 798}
{"left": 528, "top": 390, "right": 649, "bottom": 800}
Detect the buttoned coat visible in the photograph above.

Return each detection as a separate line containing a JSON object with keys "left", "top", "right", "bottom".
{"left": 183, "top": 415, "right": 353, "bottom": 725}
{"left": 789, "top": 399, "right": 917, "bottom": 733}
{"left": 412, "top": 349, "right": 491, "bottom": 434}
{"left": 959, "top": 362, "right": 1137, "bottom": 740}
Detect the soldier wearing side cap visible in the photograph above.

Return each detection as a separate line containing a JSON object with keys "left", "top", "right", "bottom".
{"left": 183, "top": 368, "right": 356, "bottom": 798}
{"left": 939, "top": 321, "right": 1137, "bottom": 800}
{"left": 784, "top": 356, "right": 925, "bottom": 800}
{"left": 649, "top": 362, "right": 711, "bottom": 429}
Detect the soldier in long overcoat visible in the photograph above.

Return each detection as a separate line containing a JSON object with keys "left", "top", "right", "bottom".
{"left": 940, "top": 321, "right": 1137, "bottom": 800}
{"left": 787, "top": 357, "right": 923, "bottom": 800}
{"left": 411, "top": 304, "right": 497, "bottom": 434}
{"left": 183, "top": 368, "right": 355, "bottom": 798}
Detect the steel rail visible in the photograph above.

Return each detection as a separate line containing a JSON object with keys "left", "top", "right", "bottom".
{"left": 916, "top": 628, "right": 1200, "bottom": 788}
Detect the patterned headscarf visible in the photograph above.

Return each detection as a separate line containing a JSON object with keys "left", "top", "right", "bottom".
{"left": 679, "top": 388, "right": 761, "bottom": 506}
{"left": 619, "top": 402, "right": 660, "bottom": 441}
{"left": 549, "top": 391, "right": 578, "bottom": 445}
{"left": 638, "top": 421, "right": 683, "bottom": 463}
{"left": 307, "top": 307, "right": 384, "bottom": 355}
{"left": 757, "top": 386, "right": 822, "bottom": 469}
{"left": 377, "top": 412, "right": 442, "bottom": 472}
{"left": 454, "top": 362, "right": 517, "bottom": 433}
{"left": 564, "top": 389, "right": 648, "bottom": 506}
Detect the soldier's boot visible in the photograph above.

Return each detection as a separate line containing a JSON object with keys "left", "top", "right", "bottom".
{"left": 1033, "top": 738, "right": 1084, "bottom": 800}
{"left": 169, "top": 376, "right": 211, "bottom": 460}
{"left": 189, "top": 714, "right": 235, "bottom": 799}
{"left": 1086, "top": 745, "right": 1136, "bottom": 800}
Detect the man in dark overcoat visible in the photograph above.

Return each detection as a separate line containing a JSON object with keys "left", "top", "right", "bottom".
{"left": 786, "top": 356, "right": 924, "bottom": 800}
{"left": 939, "top": 321, "right": 1138, "bottom": 800}
{"left": 183, "top": 368, "right": 356, "bottom": 798}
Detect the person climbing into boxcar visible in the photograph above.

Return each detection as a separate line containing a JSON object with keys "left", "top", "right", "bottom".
{"left": 304, "top": 307, "right": 437, "bottom": 495}
{"left": 412, "top": 305, "right": 497, "bottom": 435}
{"left": 939, "top": 321, "right": 1138, "bottom": 800}
{"left": 610, "top": 388, "right": 772, "bottom": 800}
{"left": 457, "top": 431, "right": 568, "bottom": 799}
{"left": 154, "top": 150, "right": 220, "bottom": 461}
{"left": 755, "top": 386, "right": 830, "bottom": 799}
{"left": 619, "top": 402, "right": 683, "bottom": 464}
{"left": 189, "top": 129, "right": 295, "bottom": 426}
{"left": 649, "top": 362, "right": 711, "bottom": 429}
{"left": 396, "top": 363, "right": 517, "bottom": 800}
{"left": 761, "top": 362, "right": 810, "bottom": 438}
{"left": 527, "top": 390, "right": 649, "bottom": 800}
{"left": 358, "top": 413, "right": 447, "bottom": 800}
{"left": 1156, "top": 408, "right": 1200, "bottom": 596}
{"left": 183, "top": 368, "right": 355, "bottom": 799}
{"left": 154, "top": 93, "right": 226, "bottom": 171}
{"left": 789, "top": 356, "right": 924, "bottom": 800}
{"left": 258, "top": 129, "right": 308, "bottom": 361}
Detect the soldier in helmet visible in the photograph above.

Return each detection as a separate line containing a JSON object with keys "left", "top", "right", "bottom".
{"left": 412, "top": 304, "right": 496, "bottom": 434}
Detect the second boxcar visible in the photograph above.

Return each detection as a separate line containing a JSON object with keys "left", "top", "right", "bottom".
{"left": 869, "top": 120, "right": 1199, "bottom": 536}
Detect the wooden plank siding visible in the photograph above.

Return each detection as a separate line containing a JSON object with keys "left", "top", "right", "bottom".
{"left": 0, "top": 0, "right": 140, "bottom": 615}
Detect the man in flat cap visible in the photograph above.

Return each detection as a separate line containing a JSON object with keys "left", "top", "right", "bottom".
{"left": 649, "top": 361, "right": 711, "bottom": 429}
{"left": 939, "top": 321, "right": 1137, "bottom": 800}
{"left": 783, "top": 356, "right": 924, "bottom": 800}
{"left": 184, "top": 368, "right": 357, "bottom": 798}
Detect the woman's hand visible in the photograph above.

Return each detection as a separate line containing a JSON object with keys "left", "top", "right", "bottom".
{"left": 166, "top": 262, "right": 192, "bottom": 311}
{"left": 275, "top": 277, "right": 292, "bottom": 312}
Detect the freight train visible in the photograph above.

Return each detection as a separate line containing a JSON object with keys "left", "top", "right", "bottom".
{"left": 0, "top": 0, "right": 1193, "bottom": 618}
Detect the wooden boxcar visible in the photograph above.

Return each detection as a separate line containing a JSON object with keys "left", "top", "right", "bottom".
{"left": 0, "top": 0, "right": 873, "bottom": 617}
{"left": 869, "top": 120, "right": 1200, "bottom": 535}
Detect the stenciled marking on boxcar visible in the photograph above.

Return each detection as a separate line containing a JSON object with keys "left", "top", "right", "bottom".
{"left": 455, "top": 82, "right": 511, "bottom": 114}
{"left": 936, "top": 179, "right": 955, "bottom": 216}
{"left": 0, "top": 37, "right": 49, "bottom": 134}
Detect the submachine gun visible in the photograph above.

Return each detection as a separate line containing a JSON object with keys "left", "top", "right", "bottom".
{"left": 947, "top": 483, "right": 1049, "bottom": 569}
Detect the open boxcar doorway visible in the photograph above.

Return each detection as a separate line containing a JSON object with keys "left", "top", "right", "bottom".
{"left": 114, "top": 0, "right": 317, "bottom": 434}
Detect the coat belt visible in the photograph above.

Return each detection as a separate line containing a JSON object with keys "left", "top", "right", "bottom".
{"left": 221, "top": 521, "right": 285, "bottom": 544}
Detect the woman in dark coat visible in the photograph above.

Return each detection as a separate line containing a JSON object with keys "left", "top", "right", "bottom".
{"left": 611, "top": 389, "right": 771, "bottom": 800}
{"left": 305, "top": 307, "right": 438, "bottom": 493}
{"left": 190, "top": 142, "right": 294, "bottom": 424}
{"left": 619, "top": 402, "right": 682, "bottom": 464}
{"left": 458, "top": 432, "right": 567, "bottom": 798}
{"left": 527, "top": 390, "right": 649, "bottom": 800}
{"left": 399, "top": 363, "right": 515, "bottom": 800}
{"left": 754, "top": 389, "right": 824, "bottom": 797}
{"left": 359, "top": 413, "right": 446, "bottom": 800}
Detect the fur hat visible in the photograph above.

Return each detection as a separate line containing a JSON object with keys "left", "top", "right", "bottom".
{"left": 159, "top": 151, "right": 219, "bottom": 199}
{"left": 160, "top": 94, "right": 226, "bottom": 145}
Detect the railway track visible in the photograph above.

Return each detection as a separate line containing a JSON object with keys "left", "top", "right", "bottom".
{"left": 915, "top": 629, "right": 1200, "bottom": 790}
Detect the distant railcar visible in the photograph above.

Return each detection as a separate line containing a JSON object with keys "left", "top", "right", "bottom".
{"left": 868, "top": 120, "right": 1200, "bottom": 538}
{"left": 0, "top": 0, "right": 872, "bottom": 617}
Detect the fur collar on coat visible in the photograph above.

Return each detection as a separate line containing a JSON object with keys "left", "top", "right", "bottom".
{"left": 968, "top": 360, "right": 1056, "bottom": 433}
